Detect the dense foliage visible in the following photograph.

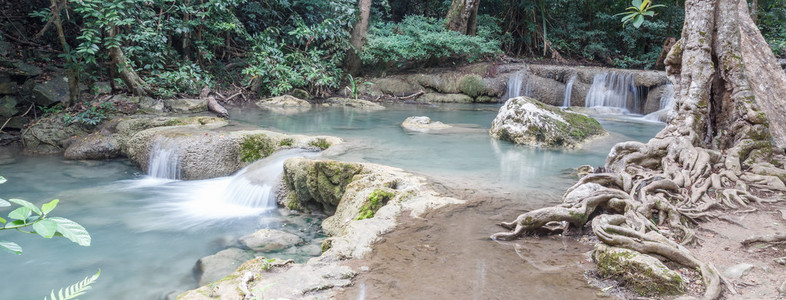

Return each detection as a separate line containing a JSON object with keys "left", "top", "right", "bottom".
{"left": 0, "top": 0, "right": 783, "bottom": 101}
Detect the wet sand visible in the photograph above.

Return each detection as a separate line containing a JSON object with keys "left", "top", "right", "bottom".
{"left": 335, "top": 194, "right": 602, "bottom": 300}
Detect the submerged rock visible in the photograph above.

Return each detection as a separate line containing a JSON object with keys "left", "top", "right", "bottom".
{"left": 193, "top": 248, "right": 254, "bottom": 286}
{"left": 593, "top": 243, "right": 685, "bottom": 296}
{"left": 239, "top": 229, "right": 302, "bottom": 252}
{"left": 322, "top": 97, "right": 385, "bottom": 111}
{"left": 489, "top": 96, "right": 605, "bottom": 148}
{"left": 401, "top": 116, "right": 451, "bottom": 132}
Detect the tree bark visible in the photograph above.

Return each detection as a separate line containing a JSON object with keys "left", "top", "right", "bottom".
{"left": 492, "top": 0, "right": 786, "bottom": 298}
{"left": 445, "top": 0, "right": 479, "bottom": 36}
{"left": 45, "top": 0, "right": 79, "bottom": 107}
{"left": 106, "top": 26, "right": 153, "bottom": 97}
{"left": 345, "top": 0, "right": 372, "bottom": 75}
{"left": 654, "top": 37, "right": 677, "bottom": 70}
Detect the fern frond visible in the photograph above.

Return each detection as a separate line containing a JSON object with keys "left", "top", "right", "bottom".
{"left": 44, "top": 269, "right": 101, "bottom": 300}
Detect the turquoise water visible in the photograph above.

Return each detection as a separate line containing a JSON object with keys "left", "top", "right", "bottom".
{"left": 0, "top": 103, "right": 663, "bottom": 299}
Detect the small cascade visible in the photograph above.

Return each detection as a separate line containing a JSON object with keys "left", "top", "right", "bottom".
{"left": 148, "top": 139, "right": 181, "bottom": 179}
{"left": 221, "top": 149, "right": 317, "bottom": 209}
{"left": 562, "top": 74, "right": 577, "bottom": 108}
{"left": 643, "top": 84, "right": 675, "bottom": 122}
{"left": 584, "top": 72, "right": 640, "bottom": 113}
{"left": 506, "top": 71, "right": 526, "bottom": 99}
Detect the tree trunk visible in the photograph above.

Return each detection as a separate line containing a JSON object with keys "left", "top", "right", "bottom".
{"left": 107, "top": 26, "right": 153, "bottom": 97}
{"left": 492, "top": 0, "right": 786, "bottom": 298}
{"left": 654, "top": 37, "right": 677, "bottom": 70}
{"left": 48, "top": 0, "right": 79, "bottom": 107}
{"left": 445, "top": 0, "right": 479, "bottom": 36}
{"left": 345, "top": 0, "right": 372, "bottom": 75}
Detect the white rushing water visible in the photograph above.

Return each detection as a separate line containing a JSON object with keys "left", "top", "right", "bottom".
{"left": 585, "top": 71, "right": 640, "bottom": 113}
{"left": 148, "top": 139, "right": 181, "bottom": 179}
{"left": 643, "top": 83, "right": 675, "bottom": 122}
{"left": 506, "top": 71, "right": 526, "bottom": 99}
{"left": 562, "top": 74, "right": 577, "bottom": 108}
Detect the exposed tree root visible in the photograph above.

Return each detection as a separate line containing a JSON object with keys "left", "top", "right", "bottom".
{"left": 491, "top": 1, "right": 786, "bottom": 299}
{"left": 741, "top": 233, "right": 786, "bottom": 246}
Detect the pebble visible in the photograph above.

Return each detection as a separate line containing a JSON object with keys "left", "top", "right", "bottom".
{"left": 722, "top": 263, "right": 755, "bottom": 279}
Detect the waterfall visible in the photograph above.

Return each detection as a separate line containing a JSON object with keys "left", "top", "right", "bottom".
{"left": 506, "top": 71, "right": 526, "bottom": 99}
{"left": 643, "top": 84, "right": 675, "bottom": 122}
{"left": 562, "top": 74, "right": 577, "bottom": 108}
{"left": 221, "top": 149, "right": 317, "bottom": 209}
{"left": 148, "top": 140, "right": 181, "bottom": 179}
{"left": 584, "top": 72, "right": 640, "bottom": 113}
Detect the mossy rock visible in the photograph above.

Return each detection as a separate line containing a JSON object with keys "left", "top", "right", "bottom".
{"left": 282, "top": 158, "right": 364, "bottom": 212}
{"left": 458, "top": 74, "right": 486, "bottom": 98}
{"left": 490, "top": 96, "right": 606, "bottom": 148}
{"left": 593, "top": 243, "right": 685, "bottom": 297}
{"left": 239, "top": 134, "right": 275, "bottom": 163}
{"left": 355, "top": 189, "right": 395, "bottom": 220}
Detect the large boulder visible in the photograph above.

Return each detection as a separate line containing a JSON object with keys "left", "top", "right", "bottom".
{"left": 0, "top": 81, "right": 17, "bottom": 95}
{"left": 401, "top": 116, "right": 451, "bottom": 132}
{"left": 21, "top": 117, "right": 91, "bottom": 153}
{"left": 489, "top": 96, "right": 606, "bottom": 148}
{"left": 594, "top": 243, "right": 685, "bottom": 296}
{"left": 239, "top": 229, "right": 302, "bottom": 252}
{"left": 32, "top": 76, "right": 70, "bottom": 107}
{"left": 63, "top": 133, "right": 121, "bottom": 160}
{"left": 193, "top": 248, "right": 254, "bottom": 286}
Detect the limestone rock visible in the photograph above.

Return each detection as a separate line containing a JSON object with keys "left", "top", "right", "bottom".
{"left": 322, "top": 97, "right": 385, "bottom": 111}
{"left": 165, "top": 98, "right": 208, "bottom": 113}
{"left": 21, "top": 117, "right": 91, "bottom": 153}
{"left": 489, "top": 96, "right": 606, "bottom": 148}
{"left": 419, "top": 93, "right": 473, "bottom": 103}
{"left": 0, "top": 95, "right": 18, "bottom": 117}
{"left": 282, "top": 158, "right": 364, "bottom": 212}
{"left": 64, "top": 133, "right": 121, "bottom": 160}
{"left": 722, "top": 263, "right": 754, "bottom": 279}
{"left": 401, "top": 116, "right": 451, "bottom": 132}
{"left": 0, "top": 116, "right": 29, "bottom": 130}
{"left": 256, "top": 95, "right": 311, "bottom": 114}
{"left": 2, "top": 60, "right": 42, "bottom": 77}
{"left": 239, "top": 229, "right": 302, "bottom": 252}
{"left": 594, "top": 243, "right": 685, "bottom": 296}
{"left": 32, "top": 76, "right": 70, "bottom": 107}
{"left": 193, "top": 248, "right": 254, "bottom": 286}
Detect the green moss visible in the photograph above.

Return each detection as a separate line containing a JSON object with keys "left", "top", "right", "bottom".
{"left": 458, "top": 74, "right": 486, "bottom": 98}
{"left": 321, "top": 239, "right": 333, "bottom": 253}
{"left": 279, "top": 138, "right": 294, "bottom": 147}
{"left": 355, "top": 189, "right": 395, "bottom": 220}
{"left": 595, "top": 246, "right": 685, "bottom": 296}
{"left": 309, "top": 138, "right": 331, "bottom": 150}
{"left": 239, "top": 134, "right": 275, "bottom": 162}
{"left": 164, "top": 119, "right": 188, "bottom": 126}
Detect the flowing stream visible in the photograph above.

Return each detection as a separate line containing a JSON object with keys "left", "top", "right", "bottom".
{"left": 0, "top": 103, "right": 664, "bottom": 299}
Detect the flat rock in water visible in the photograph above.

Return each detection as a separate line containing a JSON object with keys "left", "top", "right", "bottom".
{"left": 239, "top": 229, "right": 302, "bottom": 252}
{"left": 323, "top": 97, "right": 385, "bottom": 111}
{"left": 722, "top": 263, "right": 754, "bottom": 279}
{"left": 401, "top": 116, "right": 451, "bottom": 132}
{"left": 194, "top": 248, "right": 254, "bottom": 286}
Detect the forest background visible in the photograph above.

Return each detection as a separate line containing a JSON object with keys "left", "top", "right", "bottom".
{"left": 0, "top": 0, "right": 784, "bottom": 103}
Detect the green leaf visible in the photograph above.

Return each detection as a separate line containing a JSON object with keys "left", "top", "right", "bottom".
{"left": 41, "top": 199, "right": 59, "bottom": 215}
{"left": 633, "top": 14, "right": 645, "bottom": 28}
{"left": 0, "top": 240, "right": 22, "bottom": 255}
{"left": 33, "top": 219, "right": 58, "bottom": 238}
{"left": 0, "top": 198, "right": 9, "bottom": 207}
{"left": 5, "top": 219, "right": 25, "bottom": 229}
{"left": 50, "top": 217, "right": 91, "bottom": 246}
{"left": 44, "top": 269, "right": 101, "bottom": 300}
{"left": 642, "top": 11, "right": 655, "bottom": 17}
{"left": 9, "top": 198, "right": 43, "bottom": 215}
{"left": 0, "top": 216, "right": 5, "bottom": 224}
{"left": 0, "top": 175, "right": 6, "bottom": 184}
{"left": 640, "top": 0, "right": 650, "bottom": 10}
{"left": 8, "top": 207, "right": 32, "bottom": 221}
{"left": 632, "top": 0, "right": 643, "bottom": 10}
